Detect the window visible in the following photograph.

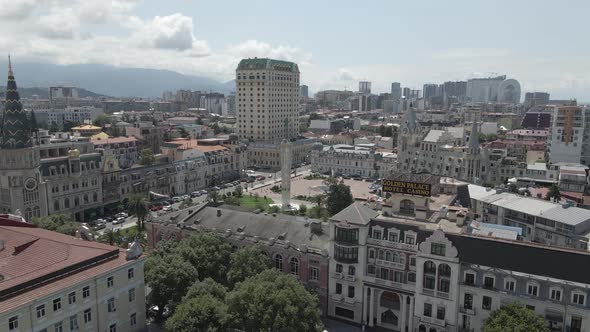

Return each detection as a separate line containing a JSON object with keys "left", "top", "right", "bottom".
{"left": 372, "top": 230, "right": 382, "bottom": 240}
{"left": 335, "top": 227, "right": 359, "bottom": 244}
{"left": 423, "top": 303, "right": 432, "bottom": 317}
{"left": 439, "top": 279, "right": 450, "bottom": 293}
{"left": 69, "top": 315, "right": 78, "bottom": 331}
{"left": 274, "top": 254, "right": 283, "bottom": 270}
{"left": 130, "top": 313, "right": 137, "bottom": 327}
{"left": 82, "top": 286, "right": 90, "bottom": 298}
{"left": 348, "top": 286, "right": 355, "bottom": 298}
{"left": 128, "top": 268, "right": 134, "bottom": 279}
{"left": 410, "top": 256, "right": 416, "bottom": 266}
{"left": 109, "top": 324, "right": 116, "bottom": 332}
{"left": 527, "top": 283, "right": 539, "bottom": 296}
{"left": 369, "top": 249, "right": 375, "bottom": 259}
{"left": 436, "top": 306, "right": 446, "bottom": 320}
{"left": 550, "top": 288, "right": 562, "bottom": 301}
{"left": 336, "top": 283, "right": 342, "bottom": 294}
{"left": 464, "top": 272, "right": 475, "bottom": 285}
{"left": 129, "top": 288, "right": 135, "bottom": 302}
{"left": 367, "top": 264, "right": 376, "bottom": 275}
{"left": 408, "top": 272, "right": 416, "bottom": 282}
{"left": 108, "top": 298, "right": 116, "bottom": 312}
{"left": 348, "top": 266, "right": 356, "bottom": 276}
{"left": 107, "top": 276, "right": 114, "bottom": 288}
{"left": 484, "top": 276, "right": 495, "bottom": 289}
{"left": 504, "top": 279, "right": 515, "bottom": 292}
{"left": 8, "top": 316, "right": 18, "bottom": 331}
{"left": 309, "top": 267, "right": 319, "bottom": 281}
{"left": 464, "top": 293, "right": 473, "bottom": 309}
{"left": 83, "top": 309, "right": 91, "bottom": 324}
{"left": 336, "top": 264, "right": 343, "bottom": 273}
{"left": 482, "top": 296, "right": 492, "bottom": 310}
{"left": 53, "top": 298, "right": 62, "bottom": 311}
{"left": 431, "top": 243, "right": 446, "bottom": 256}
{"left": 334, "top": 245, "right": 358, "bottom": 263}
{"left": 68, "top": 292, "right": 76, "bottom": 305}
{"left": 37, "top": 304, "right": 46, "bottom": 319}
{"left": 572, "top": 292, "right": 586, "bottom": 305}
{"left": 424, "top": 275, "right": 435, "bottom": 290}
{"left": 54, "top": 321, "right": 63, "bottom": 332}
{"left": 290, "top": 257, "right": 299, "bottom": 275}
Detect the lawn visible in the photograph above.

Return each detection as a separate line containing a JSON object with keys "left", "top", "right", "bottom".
{"left": 238, "top": 195, "right": 274, "bottom": 210}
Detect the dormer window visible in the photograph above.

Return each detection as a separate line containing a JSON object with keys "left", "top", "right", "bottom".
{"left": 431, "top": 243, "right": 446, "bottom": 256}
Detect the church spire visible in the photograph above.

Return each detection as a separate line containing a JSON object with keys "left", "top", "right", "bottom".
{"left": 1, "top": 57, "right": 33, "bottom": 149}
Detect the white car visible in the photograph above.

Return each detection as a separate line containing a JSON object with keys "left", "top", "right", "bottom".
{"left": 118, "top": 212, "right": 128, "bottom": 218}
{"left": 113, "top": 217, "right": 126, "bottom": 225}
{"left": 162, "top": 205, "right": 172, "bottom": 212}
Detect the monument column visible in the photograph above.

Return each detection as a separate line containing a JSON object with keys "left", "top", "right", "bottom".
{"left": 280, "top": 139, "right": 292, "bottom": 209}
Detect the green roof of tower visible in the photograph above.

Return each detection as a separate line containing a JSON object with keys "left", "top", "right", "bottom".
{"left": 237, "top": 58, "right": 299, "bottom": 73}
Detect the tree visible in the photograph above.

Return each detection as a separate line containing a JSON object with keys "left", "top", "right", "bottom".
{"left": 165, "top": 295, "right": 228, "bottom": 332}
{"left": 325, "top": 181, "right": 354, "bottom": 216}
{"left": 185, "top": 278, "right": 227, "bottom": 301}
{"left": 227, "top": 245, "right": 272, "bottom": 285}
{"left": 179, "top": 199, "right": 194, "bottom": 209}
{"left": 173, "top": 233, "right": 232, "bottom": 284}
{"left": 145, "top": 255, "right": 199, "bottom": 321}
{"left": 127, "top": 194, "right": 150, "bottom": 231}
{"left": 482, "top": 303, "right": 549, "bottom": 332}
{"left": 139, "top": 148, "right": 155, "bottom": 166}
{"left": 299, "top": 204, "right": 307, "bottom": 216}
{"left": 208, "top": 190, "right": 219, "bottom": 204}
{"left": 98, "top": 229, "right": 121, "bottom": 246}
{"left": 546, "top": 184, "right": 561, "bottom": 202}
{"left": 92, "top": 114, "right": 113, "bottom": 127}
{"left": 224, "top": 196, "right": 240, "bottom": 206}
{"left": 226, "top": 269, "right": 323, "bottom": 332}
{"left": 234, "top": 185, "right": 243, "bottom": 197}
{"left": 49, "top": 121, "right": 59, "bottom": 133}
{"left": 32, "top": 214, "right": 79, "bottom": 236}
{"left": 309, "top": 113, "right": 322, "bottom": 120}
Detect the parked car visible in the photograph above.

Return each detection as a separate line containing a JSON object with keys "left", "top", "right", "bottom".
{"left": 162, "top": 205, "right": 172, "bottom": 212}
{"left": 172, "top": 196, "right": 182, "bottom": 203}
{"left": 213, "top": 186, "right": 221, "bottom": 191}
{"left": 113, "top": 217, "right": 126, "bottom": 225}
{"left": 182, "top": 195, "right": 190, "bottom": 200}
{"left": 150, "top": 205, "right": 163, "bottom": 212}
{"left": 92, "top": 223, "right": 106, "bottom": 230}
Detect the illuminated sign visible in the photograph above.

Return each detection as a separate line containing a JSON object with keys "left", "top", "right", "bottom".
{"left": 382, "top": 179, "right": 431, "bottom": 197}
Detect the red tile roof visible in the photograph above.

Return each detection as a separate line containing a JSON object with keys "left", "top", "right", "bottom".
{"left": 0, "top": 226, "right": 136, "bottom": 313}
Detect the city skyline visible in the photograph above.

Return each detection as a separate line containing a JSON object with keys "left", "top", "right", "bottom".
{"left": 0, "top": 0, "right": 589, "bottom": 100}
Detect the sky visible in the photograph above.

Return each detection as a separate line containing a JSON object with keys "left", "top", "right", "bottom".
{"left": 0, "top": 0, "right": 589, "bottom": 100}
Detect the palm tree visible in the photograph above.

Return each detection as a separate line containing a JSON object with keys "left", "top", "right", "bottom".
{"left": 127, "top": 194, "right": 150, "bottom": 231}
{"left": 100, "top": 229, "right": 119, "bottom": 246}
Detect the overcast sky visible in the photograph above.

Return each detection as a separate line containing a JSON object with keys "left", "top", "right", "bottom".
{"left": 1, "top": 0, "right": 589, "bottom": 100}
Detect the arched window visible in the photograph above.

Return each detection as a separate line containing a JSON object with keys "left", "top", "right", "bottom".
{"left": 386, "top": 251, "right": 392, "bottom": 261}
{"left": 429, "top": 328, "right": 437, "bottom": 332}
{"left": 53, "top": 200, "right": 60, "bottom": 211}
{"left": 399, "top": 199, "right": 415, "bottom": 216}
{"left": 290, "top": 257, "right": 299, "bottom": 275}
{"left": 438, "top": 263, "right": 452, "bottom": 293}
{"left": 274, "top": 254, "right": 283, "bottom": 271}
{"left": 419, "top": 325, "right": 426, "bottom": 332}
{"left": 93, "top": 192, "right": 98, "bottom": 202}
{"left": 83, "top": 194, "right": 89, "bottom": 203}
{"left": 74, "top": 197, "right": 80, "bottom": 207}
{"left": 64, "top": 198, "right": 70, "bottom": 209}
{"left": 33, "top": 206, "right": 40, "bottom": 217}
{"left": 24, "top": 207, "right": 33, "bottom": 221}
{"left": 438, "top": 263, "right": 451, "bottom": 277}
{"left": 423, "top": 261, "right": 436, "bottom": 290}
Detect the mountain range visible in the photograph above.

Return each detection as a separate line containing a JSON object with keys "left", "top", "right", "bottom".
{"left": 0, "top": 62, "right": 235, "bottom": 98}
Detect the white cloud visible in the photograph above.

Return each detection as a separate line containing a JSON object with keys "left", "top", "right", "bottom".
{"left": 0, "top": 0, "right": 36, "bottom": 20}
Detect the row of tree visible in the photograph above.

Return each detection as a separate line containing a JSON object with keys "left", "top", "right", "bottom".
{"left": 146, "top": 234, "right": 324, "bottom": 331}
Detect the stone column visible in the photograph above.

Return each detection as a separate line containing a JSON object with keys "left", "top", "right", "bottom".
{"left": 408, "top": 296, "right": 415, "bottom": 332}
{"left": 399, "top": 294, "right": 406, "bottom": 332}
{"left": 376, "top": 289, "right": 382, "bottom": 326}
{"left": 369, "top": 287, "right": 375, "bottom": 327}
{"left": 280, "top": 139, "right": 292, "bottom": 209}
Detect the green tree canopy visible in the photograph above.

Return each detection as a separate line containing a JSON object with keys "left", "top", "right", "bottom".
{"left": 165, "top": 295, "right": 228, "bottom": 332}
{"left": 127, "top": 194, "right": 150, "bottom": 230}
{"left": 32, "top": 214, "right": 79, "bottom": 236}
{"left": 207, "top": 190, "right": 219, "bottom": 204}
{"left": 185, "top": 278, "right": 227, "bottom": 301}
{"left": 145, "top": 255, "right": 198, "bottom": 321}
{"left": 92, "top": 114, "right": 113, "bottom": 127}
{"left": 325, "top": 181, "right": 354, "bottom": 216}
{"left": 226, "top": 269, "right": 323, "bottom": 332}
{"left": 482, "top": 303, "right": 549, "bottom": 332}
{"left": 227, "top": 245, "right": 272, "bottom": 285}
{"left": 139, "top": 148, "right": 155, "bottom": 166}
{"left": 173, "top": 233, "right": 232, "bottom": 284}
{"left": 546, "top": 184, "right": 561, "bottom": 202}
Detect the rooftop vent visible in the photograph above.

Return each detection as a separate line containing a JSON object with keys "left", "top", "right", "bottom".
{"left": 278, "top": 232, "right": 287, "bottom": 241}
{"left": 217, "top": 209, "right": 222, "bottom": 217}
{"left": 237, "top": 225, "right": 246, "bottom": 233}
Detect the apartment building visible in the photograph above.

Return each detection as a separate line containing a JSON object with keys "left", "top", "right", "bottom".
{"left": 0, "top": 219, "right": 146, "bottom": 332}
{"left": 91, "top": 136, "right": 140, "bottom": 169}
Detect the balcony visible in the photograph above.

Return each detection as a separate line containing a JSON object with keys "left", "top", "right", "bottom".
{"left": 420, "top": 316, "right": 445, "bottom": 326}
{"left": 344, "top": 297, "right": 355, "bottom": 304}
{"left": 375, "top": 259, "right": 406, "bottom": 270}
{"left": 367, "top": 238, "right": 418, "bottom": 251}
{"left": 332, "top": 272, "right": 343, "bottom": 279}
{"left": 460, "top": 306, "right": 476, "bottom": 315}
{"left": 422, "top": 288, "right": 435, "bottom": 296}
{"left": 436, "top": 291, "right": 450, "bottom": 299}
{"left": 344, "top": 275, "right": 356, "bottom": 282}
{"left": 331, "top": 294, "right": 343, "bottom": 301}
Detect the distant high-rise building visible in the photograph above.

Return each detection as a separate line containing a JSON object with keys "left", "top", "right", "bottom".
{"left": 300, "top": 84, "right": 309, "bottom": 98}
{"left": 442, "top": 81, "right": 467, "bottom": 98}
{"left": 466, "top": 75, "right": 521, "bottom": 104}
{"left": 402, "top": 87, "right": 411, "bottom": 99}
{"left": 423, "top": 84, "right": 439, "bottom": 99}
{"left": 359, "top": 81, "right": 371, "bottom": 94}
{"left": 391, "top": 82, "right": 402, "bottom": 101}
{"left": 236, "top": 58, "right": 300, "bottom": 142}
{"left": 524, "top": 92, "right": 550, "bottom": 108}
